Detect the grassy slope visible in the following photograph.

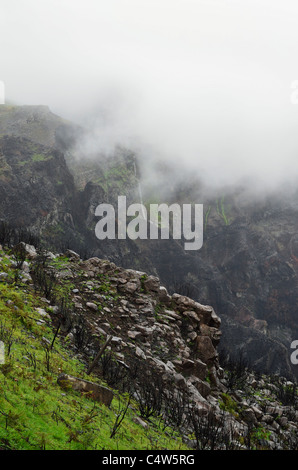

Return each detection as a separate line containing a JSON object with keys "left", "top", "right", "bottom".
{"left": 0, "top": 248, "right": 188, "bottom": 451}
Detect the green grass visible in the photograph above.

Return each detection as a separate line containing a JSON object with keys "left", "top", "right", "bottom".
{"left": 0, "top": 250, "right": 189, "bottom": 450}
{"left": 31, "top": 153, "right": 52, "bottom": 163}
{"left": 16, "top": 151, "right": 52, "bottom": 167}
{"left": 218, "top": 393, "right": 239, "bottom": 418}
{"left": 204, "top": 205, "right": 211, "bottom": 231}
{"left": 216, "top": 196, "right": 230, "bottom": 226}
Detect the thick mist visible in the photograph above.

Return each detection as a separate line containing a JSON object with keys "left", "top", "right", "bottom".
{"left": 2, "top": 0, "right": 298, "bottom": 192}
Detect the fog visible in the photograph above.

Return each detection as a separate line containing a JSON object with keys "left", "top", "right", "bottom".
{"left": 2, "top": 0, "right": 298, "bottom": 190}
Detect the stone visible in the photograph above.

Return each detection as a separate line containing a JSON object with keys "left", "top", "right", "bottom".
{"left": 251, "top": 405, "right": 263, "bottom": 420}
{"left": 135, "top": 346, "right": 146, "bottom": 359}
{"left": 127, "top": 330, "right": 142, "bottom": 340}
{"left": 158, "top": 286, "right": 172, "bottom": 304}
{"left": 188, "top": 331, "right": 198, "bottom": 341}
{"left": 200, "top": 324, "right": 222, "bottom": 346}
{"left": 110, "top": 336, "right": 122, "bottom": 345}
{"left": 86, "top": 302, "right": 98, "bottom": 312}
{"left": 172, "top": 294, "right": 196, "bottom": 310}
{"left": 208, "top": 366, "right": 221, "bottom": 389}
{"left": 183, "top": 310, "right": 200, "bottom": 324}
{"left": 12, "top": 242, "right": 37, "bottom": 260}
{"left": 210, "top": 308, "right": 221, "bottom": 328}
{"left": 135, "top": 325, "right": 154, "bottom": 337}
{"left": 163, "top": 309, "right": 181, "bottom": 320}
{"left": 143, "top": 275, "right": 160, "bottom": 292}
{"left": 86, "top": 257, "right": 102, "bottom": 266}
{"left": 241, "top": 407, "right": 258, "bottom": 424}
{"left": 180, "top": 359, "right": 208, "bottom": 381}
{"left": 262, "top": 414, "right": 274, "bottom": 424}
{"left": 173, "top": 372, "right": 187, "bottom": 388}
{"left": 189, "top": 377, "right": 211, "bottom": 398}
{"left": 277, "top": 416, "right": 288, "bottom": 428}
{"left": 195, "top": 335, "right": 218, "bottom": 364}
{"left": 65, "top": 249, "right": 81, "bottom": 260}
{"left": 35, "top": 307, "right": 50, "bottom": 319}
{"left": 119, "top": 282, "right": 139, "bottom": 294}
{"left": 57, "top": 374, "right": 113, "bottom": 406}
{"left": 133, "top": 416, "right": 149, "bottom": 429}
{"left": 266, "top": 405, "right": 283, "bottom": 417}
{"left": 21, "top": 261, "right": 30, "bottom": 273}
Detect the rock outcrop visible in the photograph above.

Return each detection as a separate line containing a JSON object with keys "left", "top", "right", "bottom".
{"left": 63, "top": 255, "right": 223, "bottom": 407}
{"left": 57, "top": 373, "right": 114, "bottom": 406}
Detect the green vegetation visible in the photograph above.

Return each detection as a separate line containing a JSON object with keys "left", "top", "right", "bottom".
{"left": 31, "top": 153, "right": 52, "bottom": 163}
{"left": 140, "top": 274, "right": 147, "bottom": 292}
{"left": 219, "top": 393, "right": 239, "bottom": 418}
{"left": 16, "top": 151, "right": 52, "bottom": 167}
{"left": 0, "top": 249, "right": 188, "bottom": 450}
{"left": 94, "top": 162, "right": 136, "bottom": 198}
{"left": 216, "top": 196, "right": 230, "bottom": 226}
{"left": 204, "top": 205, "right": 211, "bottom": 231}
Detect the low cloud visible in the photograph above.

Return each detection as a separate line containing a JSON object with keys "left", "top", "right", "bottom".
{"left": 2, "top": 0, "right": 298, "bottom": 191}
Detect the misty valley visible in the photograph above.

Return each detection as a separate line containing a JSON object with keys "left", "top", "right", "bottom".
{"left": 0, "top": 103, "right": 298, "bottom": 452}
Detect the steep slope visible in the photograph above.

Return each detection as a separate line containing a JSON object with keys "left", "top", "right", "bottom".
{"left": 131, "top": 192, "right": 298, "bottom": 379}
{"left": 0, "top": 242, "right": 297, "bottom": 450}
{"left": 1, "top": 103, "right": 298, "bottom": 380}
{"left": 0, "top": 133, "right": 89, "bottom": 256}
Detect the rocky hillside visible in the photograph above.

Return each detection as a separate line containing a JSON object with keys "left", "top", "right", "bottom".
{"left": 0, "top": 103, "right": 298, "bottom": 381}
{"left": 0, "top": 241, "right": 297, "bottom": 450}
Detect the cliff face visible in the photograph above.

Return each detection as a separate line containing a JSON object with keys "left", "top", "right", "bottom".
{"left": 144, "top": 189, "right": 298, "bottom": 380}
{"left": 0, "top": 135, "right": 75, "bottom": 230}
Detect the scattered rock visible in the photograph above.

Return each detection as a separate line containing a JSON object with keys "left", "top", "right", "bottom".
{"left": 12, "top": 242, "right": 37, "bottom": 260}
{"left": 195, "top": 336, "right": 218, "bottom": 364}
{"left": 57, "top": 373, "right": 113, "bottom": 406}
{"left": 86, "top": 302, "right": 98, "bottom": 312}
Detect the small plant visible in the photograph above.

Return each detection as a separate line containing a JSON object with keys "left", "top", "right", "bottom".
{"left": 216, "top": 196, "right": 230, "bottom": 226}
{"left": 42, "top": 340, "right": 52, "bottom": 372}
{"left": 140, "top": 274, "right": 147, "bottom": 292}
{"left": 219, "top": 393, "right": 239, "bottom": 418}
{"left": 110, "top": 393, "right": 132, "bottom": 439}
{"left": 0, "top": 321, "right": 15, "bottom": 358}
{"left": 204, "top": 205, "right": 211, "bottom": 231}
{"left": 31, "top": 153, "right": 52, "bottom": 163}
{"left": 248, "top": 426, "right": 272, "bottom": 450}
{"left": 23, "top": 348, "right": 37, "bottom": 371}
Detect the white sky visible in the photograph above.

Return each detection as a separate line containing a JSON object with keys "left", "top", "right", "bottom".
{"left": 1, "top": 0, "right": 298, "bottom": 188}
